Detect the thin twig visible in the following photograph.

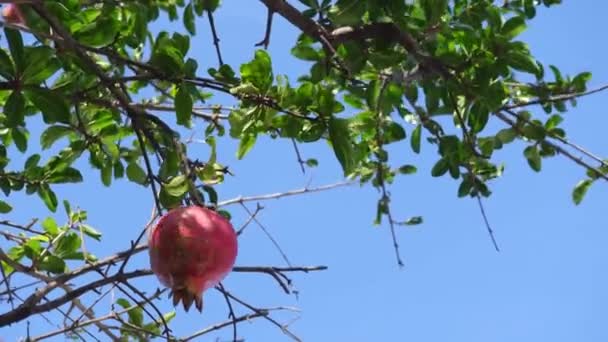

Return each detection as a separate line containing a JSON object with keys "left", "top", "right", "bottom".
{"left": 240, "top": 203, "right": 292, "bottom": 267}
{"left": 236, "top": 203, "right": 264, "bottom": 236}
{"left": 218, "top": 282, "right": 238, "bottom": 342}
{"left": 504, "top": 83, "right": 608, "bottom": 110}
{"left": 290, "top": 138, "right": 306, "bottom": 174}
{"left": 255, "top": 8, "right": 274, "bottom": 48}
{"left": 218, "top": 181, "right": 354, "bottom": 207}
{"left": 476, "top": 195, "right": 500, "bottom": 252}
{"left": 207, "top": 9, "right": 224, "bottom": 66}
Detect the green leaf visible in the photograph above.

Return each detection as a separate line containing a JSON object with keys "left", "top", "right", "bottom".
{"left": 101, "top": 164, "right": 112, "bottom": 186}
{"left": 22, "top": 47, "right": 61, "bottom": 84}
{"left": 40, "top": 126, "right": 72, "bottom": 150}
{"left": 55, "top": 232, "right": 81, "bottom": 258}
{"left": 496, "top": 128, "right": 517, "bottom": 144}
{"left": 398, "top": 165, "right": 417, "bottom": 175}
{"left": 38, "top": 184, "right": 58, "bottom": 212}
{"left": 175, "top": 84, "right": 193, "bottom": 127}
{"left": 306, "top": 158, "right": 319, "bottom": 167}
{"left": 383, "top": 122, "right": 406, "bottom": 144}
{"left": 48, "top": 167, "right": 83, "bottom": 184}
{"left": 4, "top": 28, "right": 23, "bottom": 72}
{"left": 12, "top": 127, "right": 28, "bottom": 152}
{"left": 0, "top": 200, "right": 12, "bottom": 213}
{"left": 42, "top": 217, "right": 59, "bottom": 236}
{"left": 24, "top": 153, "right": 40, "bottom": 169}
{"left": 291, "top": 44, "right": 320, "bottom": 61}
{"left": 237, "top": 134, "right": 257, "bottom": 160}
{"left": 39, "top": 255, "right": 66, "bottom": 274}
{"left": 458, "top": 178, "right": 474, "bottom": 197}
{"left": 202, "top": 185, "right": 218, "bottom": 205}
{"left": 524, "top": 145, "right": 541, "bottom": 172}
{"left": 75, "top": 17, "right": 121, "bottom": 48}
{"left": 241, "top": 50, "right": 273, "bottom": 92}
{"left": 202, "top": 0, "right": 221, "bottom": 11}
{"left": 183, "top": 3, "right": 196, "bottom": 35}
{"left": 411, "top": 124, "right": 421, "bottom": 153}
{"left": 126, "top": 162, "right": 148, "bottom": 185}
{"left": 402, "top": 216, "right": 423, "bottom": 226}
{"left": 545, "top": 115, "right": 563, "bottom": 130}
{"left": 0, "top": 48, "right": 15, "bottom": 79}
{"left": 81, "top": 224, "right": 102, "bottom": 241}
{"left": 507, "top": 51, "right": 540, "bottom": 75}
{"left": 164, "top": 175, "right": 189, "bottom": 197}
{"left": 4, "top": 91, "right": 25, "bottom": 127}
{"left": 431, "top": 158, "right": 449, "bottom": 177}
{"left": 522, "top": 124, "right": 545, "bottom": 140}
{"left": 25, "top": 88, "right": 70, "bottom": 124}
{"left": 501, "top": 16, "right": 527, "bottom": 40}
{"left": 330, "top": 0, "right": 366, "bottom": 26}
{"left": 572, "top": 179, "right": 592, "bottom": 205}
{"left": 329, "top": 117, "right": 356, "bottom": 176}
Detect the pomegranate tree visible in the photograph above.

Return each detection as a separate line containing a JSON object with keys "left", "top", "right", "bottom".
{"left": 148, "top": 205, "right": 238, "bottom": 312}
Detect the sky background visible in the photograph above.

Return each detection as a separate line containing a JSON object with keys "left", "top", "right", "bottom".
{"left": 2, "top": 1, "right": 608, "bottom": 341}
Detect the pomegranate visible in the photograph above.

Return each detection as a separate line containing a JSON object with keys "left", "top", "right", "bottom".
{"left": 2, "top": 4, "right": 25, "bottom": 25}
{"left": 148, "top": 205, "right": 238, "bottom": 312}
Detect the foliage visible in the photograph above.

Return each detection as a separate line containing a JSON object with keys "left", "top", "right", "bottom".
{"left": 0, "top": 0, "right": 606, "bottom": 340}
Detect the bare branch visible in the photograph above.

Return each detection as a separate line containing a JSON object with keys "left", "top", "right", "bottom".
{"left": 218, "top": 181, "right": 355, "bottom": 207}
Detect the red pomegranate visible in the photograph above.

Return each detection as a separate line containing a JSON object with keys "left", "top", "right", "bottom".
{"left": 2, "top": 4, "right": 25, "bottom": 25}
{"left": 148, "top": 205, "right": 238, "bottom": 312}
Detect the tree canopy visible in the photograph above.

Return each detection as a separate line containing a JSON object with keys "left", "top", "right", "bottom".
{"left": 0, "top": 0, "right": 606, "bottom": 340}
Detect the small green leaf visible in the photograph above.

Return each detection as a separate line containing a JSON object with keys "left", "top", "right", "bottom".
{"left": 40, "top": 125, "right": 72, "bottom": 149}
{"left": 306, "top": 158, "right": 319, "bottom": 167}
{"left": 524, "top": 145, "right": 541, "bottom": 172}
{"left": 402, "top": 216, "right": 423, "bottom": 226}
{"left": 411, "top": 124, "right": 421, "bottom": 153}
{"left": 572, "top": 179, "right": 592, "bottom": 205}
{"left": 42, "top": 217, "right": 59, "bottom": 236}
{"left": 81, "top": 224, "right": 102, "bottom": 241}
{"left": 22, "top": 47, "right": 61, "bottom": 84}
{"left": 202, "top": 185, "right": 218, "bottom": 205}
{"left": 101, "top": 164, "right": 112, "bottom": 186}
{"left": 0, "top": 200, "right": 12, "bottom": 213}
{"left": 383, "top": 122, "right": 406, "bottom": 144}
{"left": 26, "top": 88, "right": 70, "bottom": 124}
{"left": 12, "top": 127, "right": 28, "bottom": 152}
{"left": 5, "top": 28, "right": 24, "bottom": 72}
{"left": 175, "top": 84, "right": 193, "bottom": 127}
{"left": 39, "top": 255, "right": 66, "bottom": 274}
{"left": 0, "top": 48, "right": 15, "bottom": 79}
{"left": 496, "top": 128, "right": 517, "bottom": 144}
{"left": 329, "top": 117, "right": 356, "bottom": 176}
{"left": 55, "top": 232, "right": 81, "bottom": 258}
{"left": 126, "top": 162, "right": 148, "bottom": 185}
{"left": 237, "top": 134, "right": 257, "bottom": 160}
{"left": 291, "top": 44, "right": 319, "bottom": 61}
{"left": 183, "top": 3, "right": 196, "bottom": 35}
{"left": 38, "top": 184, "right": 58, "bottom": 212}
{"left": 398, "top": 165, "right": 417, "bottom": 175}
{"left": 501, "top": 16, "right": 527, "bottom": 39}
{"left": 458, "top": 178, "right": 473, "bottom": 197}
{"left": 24, "top": 154, "right": 40, "bottom": 169}
{"left": 431, "top": 158, "right": 449, "bottom": 177}
{"left": 4, "top": 91, "right": 25, "bottom": 127}
{"left": 164, "top": 175, "right": 189, "bottom": 197}
{"left": 47, "top": 168, "right": 83, "bottom": 184}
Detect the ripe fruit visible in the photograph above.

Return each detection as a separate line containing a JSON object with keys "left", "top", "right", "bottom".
{"left": 148, "top": 205, "right": 238, "bottom": 312}
{"left": 2, "top": 4, "right": 25, "bottom": 25}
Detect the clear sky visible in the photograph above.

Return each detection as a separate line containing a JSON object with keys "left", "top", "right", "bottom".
{"left": 3, "top": 1, "right": 608, "bottom": 341}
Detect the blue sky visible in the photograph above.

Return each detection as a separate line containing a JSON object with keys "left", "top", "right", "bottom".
{"left": 3, "top": 1, "right": 608, "bottom": 341}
